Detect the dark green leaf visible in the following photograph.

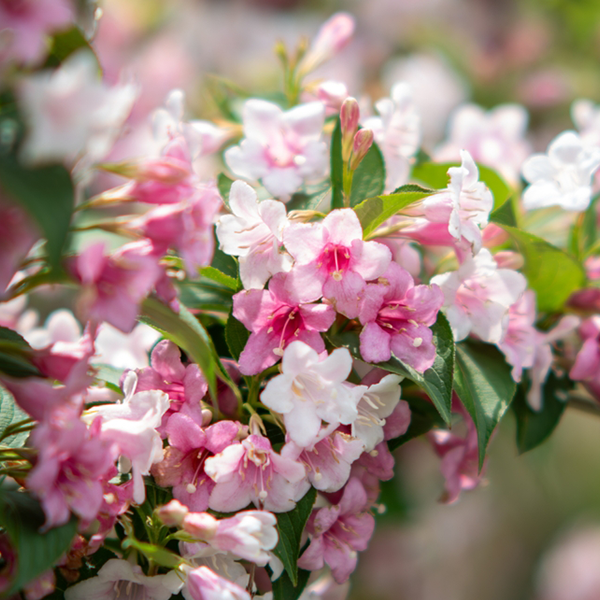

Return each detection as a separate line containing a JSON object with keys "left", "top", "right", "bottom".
{"left": 502, "top": 225, "right": 586, "bottom": 313}
{"left": 271, "top": 567, "right": 311, "bottom": 600}
{"left": 44, "top": 27, "right": 98, "bottom": 69}
{"left": 0, "top": 156, "right": 74, "bottom": 269}
{"left": 387, "top": 396, "right": 445, "bottom": 451}
{"left": 453, "top": 341, "right": 516, "bottom": 469}
{"left": 353, "top": 189, "right": 433, "bottom": 239}
{"left": 177, "top": 281, "right": 234, "bottom": 312}
{"left": 330, "top": 119, "right": 343, "bottom": 210}
{"left": 0, "top": 386, "right": 30, "bottom": 448}
{"left": 513, "top": 372, "right": 570, "bottom": 454}
{"left": 224, "top": 313, "right": 249, "bottom": 362}
{"left": 210, "top": 247, "right": 238, "bottom": 280}
{"left": 349, "top": 141, "right": 385, "bottom": 207}
{"left": 217, "top": 173, "right": 235, "bottom": 209}
{"left": 0, "top": 490, "right": 77, "bottom": 595}
{"left": 200, "top": 266, "right": 239, "bottom": 291}
{"left": 273, "top": 487, "right": 317, "bottom": 586}
{"left": 286, "top": 188, "right": 330, "bottom": 212}
{"left": 121, "top": 538, "right": 182, "bottom": 568}
{"left": 0, "top": 327, "right": 39, "bottom": 378}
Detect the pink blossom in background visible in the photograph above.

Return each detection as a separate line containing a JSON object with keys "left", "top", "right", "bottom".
{"left": 23, "top": 568, "right": 55, "bottom": 600}
{"left": 358, "top": 262, "right": 443, "bottom": 371}
{"left": 298, "top": 477, "right": 375, "bottom": 584}
{"left": 224, "top": 99, "right": 328, "bottom": 201}
{"left": 185, "top": 566, "right": 250, "bottom": 600}
{"left": 216, "top": 180, "right": 292, "bottom": 290}
{"left": 0, "top": 0, "right": 73, "bottom": 66}
{"left": 204, "top": 433, "right": 306, "bottom": 513}
{"left": 261, "top": 341, "right": 363, "bottom": 448}
{"left": 570, "top": 316, "right": 600, "bottom": 400}
{"left": 284, "top": 208, "right": 391, "bottom": 318}
{"left": 232, "top": 272, "right": 336, "bottom": 376}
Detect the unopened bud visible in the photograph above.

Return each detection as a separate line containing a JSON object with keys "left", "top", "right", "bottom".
{"left": 349, "top": 128, "right": 374, "bottom": 170}
{"left": 302, "top": 12, "right": 355, "bottom": 74}
{"left": 182, "top": 512, "right": 219, "bottom": 540}
{"left": 340, "top": 97, "right": 360, "bottom": 163}
{"left": 155, "top": 500, "right": 189, "bottom": 527}
{"left": 274, "top": 40, "right": 288, "bottom": 67}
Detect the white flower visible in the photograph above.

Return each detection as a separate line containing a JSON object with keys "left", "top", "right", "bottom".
{"left": 260, "top": 341, "right": 363, "bottom": 448}
{"left": 521, "top": 131, "right": 600, "bottom": 212}
{"left": 572, "top": 98, "right": 600, "bottom": 148}
{"left": 93, "top": 322, "right": 161, "bottom": 369}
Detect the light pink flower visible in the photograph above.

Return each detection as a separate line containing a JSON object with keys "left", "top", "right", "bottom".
{"left": 93, "top": 322, "right": 161, "bottom": 370}
{"left": 261, "top": 341, "right": 363, "bottom": 448}
{"left": 431, "top": 248, "right": 527, "bottom": 343}
{"left": 298, "top": 477, "right": 375, "bottom": 584}
{"left": 185, "top": 566, "right": 250, "bottom": 600}
{"left": 358, "top": 262, "right": 443, "bottom": 371}
{"left": 232, "top": 272, "right": 336, "bottom": 376}
{"left": 224, "top": 99, "right": 328, "bottom": 201}
{"left": 72, "top": 240, "right": 164, "bottom": 333}
{"left": 204, "top": 433, "right": 306, "bottom": 513}
{"left": 0, "top": 0, "right": 73, "bottom": 65}
{"left": 284, "top": 209, "right": 391, "bottom": 318}
{"left": 216, "top": 180, "right": 292, "bottom": 290}
{"left": 354, "top": 440, "right": 395, "bottom": 482}
{"left": 570, "top": 317, "right": 600, "bottom": 401}
{"left": 362, "top": 83, "right": 421, "bottom": 191}
{"left": 435, "top": 103, "right": 531, "bottom": 185}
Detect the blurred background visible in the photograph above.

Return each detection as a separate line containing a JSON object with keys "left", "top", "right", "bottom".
{"left": 89, "top": 1, "right": 600, "bottom": 598}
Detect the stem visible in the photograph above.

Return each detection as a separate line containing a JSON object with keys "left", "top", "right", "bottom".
{"left": 568, "top": 394, "right": 600, "bottom": 417}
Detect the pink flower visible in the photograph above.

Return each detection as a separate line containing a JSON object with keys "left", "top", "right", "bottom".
{"left": 224, "top": 99, "right": 328, "bottom": 201}
{"left": 204, "top": 433, "right": 306, "bottom": 513}
{"left": 261, "top": 341, "right": 363, "bottom": 448}
{"left": 185, "top": 566, "right": 250, "bottom": 600}
{"left": 431, "top": 248, "right": 527, "bottom": 343}
{"left": 72, "top": 240, "right": 164, "bottom": 333}
{"left": 232, "top": 272, "right": 336, "bottom": 376}
{"left": 28, "top": 408, "right": 117, "bottom": 528}
{"left": 0, "top": 0, "right": 73, "bottom": 65}
{"left": 216, "top": 180, "right": 292, "bottom": 290}
{"left": 570, "top": 317, "right": 600, "bottom": 400}
{"left": 358, "top": 262, "right": 444, "bottom": 371}
{"left": 284, "top": 209, "right": 391, "bottom": 318}
{"left": 23, "top": 569, "right": 56, "bottom": 600}
{"left": 298, "top": 477, "right": 375, "bottom": 584}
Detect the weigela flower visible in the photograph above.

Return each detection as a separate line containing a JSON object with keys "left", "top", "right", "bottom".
{"left": 204, "top": 433, "right": 306, "bottom": 513}
{"left": 261, "top": 341, "right": 364, "bottom": 448}
{"left": 185, "top": 566, "right": 250, "bottom": 600}
{"left": 572, "top": 99, "right": 600, "bottom": 148}
{"left": 72, "top": 240, "right": 164, "bottom": 333}
{"left": 362, "top": 83, "right": 421, "bottom": 192}
{"left": 18, "top": 50, "right": 136, "bottom": 165}
{"left": 298, "top": 477, "right": 375, "bottom": 584}
{"left": 284, "top": 208, "right": 391, "bottom": 318}
{"left": 354, "top": 440, "right": 396, "bottom": 481}
{"left": 232, "top": 272, "right": 336, "bottom": 376}
{"left": 224, "top": 99, "right": 328, "bottom": 201}
{"left": 63, "top": 559, "right": 183, "bottom": 600}
{"left": 216, "top": 180, "right": 292, "bottom": 290}
{"left": 358, "top": 262, "right": 444, "bottom": 372}
{"left": 521, "top": 130, "right": 600, "bottom": 212}
{"left": 435, "top": 103, "right": 531, "bottom": 185}
{"left": 570, "top": 317, "right": 600, "bottom": 401}
{"left": 431, "top": 248, "right": 527, "bottom": 344}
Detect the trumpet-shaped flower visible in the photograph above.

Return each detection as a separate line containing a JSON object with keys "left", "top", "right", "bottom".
{"left": 232, "top": 272, "right": 336, "bottom": 376}
{"left": 216, "top": 181, "right": 292, "bottom": 289}
{"left": 224, "top": 99, "right": 328, "bottom": 201}
{"left": 261, "top": 341, "right": 363, "bottom": 448}
{"left": 358, "top": 262, "right": 443, "bottom": 371}
{"left": 284, "top": 209, "right": 391, "bottom": 318}
{"left": 522, "top": 130, "right": 600, "bottom": 212}
{"left": 185, "top": 566, "right": 250, "bottom": 600}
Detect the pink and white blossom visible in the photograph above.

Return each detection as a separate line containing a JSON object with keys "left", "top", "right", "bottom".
{"left": 216, "top": 181, "right": 292, "bottom": 289}
{"left": 431, "top": 249, "right": 527, "bottom": 343}
{"left": 261, "top": 341, "right": 363, "bottom": 448}
{"left": 284, "top": 209, "right": 391, "bottom": 318}
{"left": 185, "top": 566, "right": 250, "bottom": 600}
{"left": 224, "top": 99, "right": 328, "bottom": 201}
{"left": 521, "top": 131, "right": 600, "bottom": 212}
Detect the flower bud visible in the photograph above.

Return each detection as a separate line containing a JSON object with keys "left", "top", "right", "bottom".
{"left": 182, "top": 512, "right": 219, "bottom": 540}
{"left": 155, "top": 500, "right": 189, "bottom": 527}
{"left": 349, "top": 128, "right": 374, "bottom": 171}
{"left": 493, "top": 250, "right": 524, "bottom": 270}
{"left": 316, "top": 80, "right": 349, "bottom": 112}
{"left": 340, "top": 97, "right": 359, "bottom": 163}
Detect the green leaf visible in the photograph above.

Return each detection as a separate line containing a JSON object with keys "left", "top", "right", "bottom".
{"left": 200, "top": 266, "right": 239, "bottom": 291}
{"left": 453, "top": 341, "right": 516, "bottom": 469}
{"left": 513, "top": 372, "right": 570, "bottom": 454}
{"left": 0, "top": 386, "right": 30, "bottom": 448}
{"left": 502, "top": 225, "right": 586, "bottom": 313}
{"left": 217, "top": 173, "right": 234, "bottom": 209}
{"left": 93, "top": 364, "right": 124, "bottom": 395}
{"left": 177, "top": 281, "right": 234, "bottom": 313}
{"left": 349, "top": 141, "right": 385, "bottom": 207}
{"left": 0, "top": 327, "right": 40, "bottom": 378}
{"left": 387, "top": 396, "right": 446, "bottom": 451}
{"left": 210, "top": 247, "right": 238, "bottom": 280}
{"left": 224, "top": 313, "right": 249, "bottom": 362}
{"left": 327, "top": 313, "right": 454, "bottom": 425}
{"left": 330, "top": 118, "right": 344, "bottom": 210}
{"left": 353, "top": 188, "right": 433, "bottom": 239}
{"left": 272, "top": 487, "right": 317, "bottom": 586}
{"left": 411, "top": 161, "right": 512, "bottom": 210}
{"left": 490, "top": 197, "right": 517, "bottom": 227}
{"left": 286, "top": 188, "right": 330, "bottom": 212}
{"left": 121, "top": 538, "right": 182, "bottom": 568}
{"left": 44, "top": 27, "right": 98, "bottom": 69}
{"left": 0, "top": 156, "right": 74, "bottom": 269}
{"left": 271, "top": 568, "right": 311, "bottom": 600}
{"left": 0, "top": 490, "right": 77, "bottom": 595}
